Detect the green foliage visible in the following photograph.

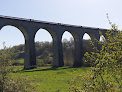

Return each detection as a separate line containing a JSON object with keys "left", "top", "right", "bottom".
{"left": 71, "top": 20, "right": 122, "bottom": 91}
{"left": 62, "top": 38, "right": 75, "bottom": 66}
{"left": 36, "top": 57, "right": 53, "bottom": 67}
{"left": 0, "top": 43, "right": 15, "bottom": 91}
{"left": 6, "top": 39, "right": 92, "bottom": 67}
{"left": 12, "top": 59, "right": 24, "bottom": 66}
{"left": 0, "top": 43, "right": 36, "bottom": 92}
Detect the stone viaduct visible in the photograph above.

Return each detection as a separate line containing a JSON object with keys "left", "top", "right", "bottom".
{"left": 0, "top": 15, "right": 108, "bottom": 69}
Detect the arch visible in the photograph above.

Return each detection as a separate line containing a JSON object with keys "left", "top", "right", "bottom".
{"left": 34, "top": 28, "right": 53, "bottom": 67}
{"left": 0, "top": 25, "right": 25, "bottom": 66}
{"left": 62, "top": 30, "right": 79, "bottom": 43}
{"left": 82, "top": 32, "right": 92, "bottom": 53}
{"left": 82, "top": 32, "right": 93, "bottom": 66}
{"left": 34, "top": 27, "right": 57, "bottom": 41}
{"left": 0, "top": 25, "right": 25, "bottom": 49}
{"left": 83, "top": 33, "right": 91, "bottom": 40}
{"left": 35, "top": 28, "right": 53, "bottom": 42}
{"left": 0, "top": 24, "right": 27, "bottom": 40}
{"left": 62, "top": 31, "right": 75, "bottom": 66}
{"left": 82, "top": 32, "right": 98, "bottom": 41}
{"left": 99, "top": 35, "right": 105, "bottom": 42}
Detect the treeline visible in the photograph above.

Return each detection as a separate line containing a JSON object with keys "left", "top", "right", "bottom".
{"left": 9, "top": 38, "right": 94, "bottom": 66}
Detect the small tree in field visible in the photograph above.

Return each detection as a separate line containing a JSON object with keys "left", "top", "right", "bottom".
{"left": 0, "top": 43, "right": 15, "bottom": 91}
{"left": 71, "top": 16, "right": 122, "bottom": 91}
{"left": 0, "top": 43, "right": 36, "bottom": 92}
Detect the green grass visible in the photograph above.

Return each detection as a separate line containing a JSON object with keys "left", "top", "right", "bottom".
{"left": 12, "top": 66, "right": 91, "bottom": 92}
{"left": 12, "top": 59, "right": 24, "bottom": 66}
{"left": 17, "top": 59, "right": 24, "bottom": 64}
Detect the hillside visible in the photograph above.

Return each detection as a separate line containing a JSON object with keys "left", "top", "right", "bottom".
{"left": 5, "top": 38, "right": 94, "bottom": 66}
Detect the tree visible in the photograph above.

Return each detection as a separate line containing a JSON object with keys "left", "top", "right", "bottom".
{"left": 71, "top": 16, "right": 122, "bottom": 91}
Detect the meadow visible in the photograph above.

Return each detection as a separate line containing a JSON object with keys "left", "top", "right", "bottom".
{"left": 12, "top": 66, "right": 91, "bottom": 92}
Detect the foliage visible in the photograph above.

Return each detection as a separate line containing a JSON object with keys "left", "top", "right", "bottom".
{"left": 62, "top": 38, "right": 74, "bottom": 66}
{"left": 0, "top": 43, "right": 36, "bottom": 92}
{"left": 71, "top": 19, "right": 122, "bottom": 91}
{"left": 6, "top": 38, "right": 92, "bottom": 67}
{"left": 0, "top": 42, "right": 15, "bottom": 91}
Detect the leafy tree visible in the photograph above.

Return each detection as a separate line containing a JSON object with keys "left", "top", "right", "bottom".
{"left": 71, "top": 17, "right": 122, "bottom": 91}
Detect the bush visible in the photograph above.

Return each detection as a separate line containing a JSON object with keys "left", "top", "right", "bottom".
{"left": 0, "top": 43, "right": 36, "bottom": 92}
{"left": 71, "top": 18, "right": 122, "bottom": 91}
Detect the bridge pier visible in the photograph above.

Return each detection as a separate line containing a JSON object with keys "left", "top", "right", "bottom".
{"left": 24, "top": 29, "right": 36, "bottom": 69}
{"left": 73, "top": 36, "right": 83, "bottom": 67}
{"left": 52, "top": 34, "right": 64, "bottom": 67}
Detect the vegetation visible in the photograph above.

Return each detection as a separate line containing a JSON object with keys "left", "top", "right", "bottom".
{"left": 12, "top": 66, "right": 90, "bottom": 92}
{"left": 0, "top": 44, "right": 90, "bottom": 91}
{"left": 71, "top": 17, "right": 122, "bottom": 91}
{"left": 0, "top": 43, "right": 36, "bottom": 92}
{"left": 1, "top": 15, "right": 121, "bottom": 91}
{"left": 10, "top": 39, "right": 92, "bottom": 67}
{"left": 0, "top": 34, "right": 93, "bottom": 91}
{"left": 0, "top": 42, "right": 91, "bottom": 92}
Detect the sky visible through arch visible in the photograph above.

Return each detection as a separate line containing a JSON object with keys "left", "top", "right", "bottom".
{"left": 0, "top": 0, "right": 122, "bottom": 49}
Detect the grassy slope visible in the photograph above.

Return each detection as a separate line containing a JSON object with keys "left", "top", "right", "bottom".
{"left": 12, "top": 66, "right": 91, "bottom": 92}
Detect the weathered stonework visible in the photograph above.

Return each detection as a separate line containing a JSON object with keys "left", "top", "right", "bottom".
{"left": 0, "top": 15, "right": 108, "bottom": 69}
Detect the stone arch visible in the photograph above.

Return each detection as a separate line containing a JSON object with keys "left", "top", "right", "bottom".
{"left": 35, "top": 29, "right": 53, "bottom": 42}
{"left": 82, "top": 32, "right": 94, "bottom": 66}
{"left": 62, "top": 31, "right": 75, "bottom": 66}
{"left": 0, "top": 24, "right": 27, "bottom": 40}
{"left": 82, "top": 32, "right": 95, "bottom": 41}
{"left": 99, "top": 35, "right": 106, "bottom": 42}
{"left": 83, "top": 33, "right": 91, "bottom": 40}
{"left": 34, "top": 28, "right": 54, "bottom": 66}
{"left": 34, "top": 27, "right": 57, "bottom": 41}
{"left": 82, "top": 32, "right": 93, "bottom": 50}
{"left": 61, "top": 30, "right": 83, "bottom": 67}
{"left": 82, "top": 31, "right": 100, "bottom": 48}
{"left": 82, "top": 32, "right": 92, "bottom": 49}
{"left": 0, "top": 25, "right": 26, "bottom": 66}
{"left": 62, "top": 31, "right": 74, "bottom": 41}
{"left": 101, "top": 33, "right": 108, "bottom": 40}
{"left": 61, "top": 30, "right": 80, "bottom": 44}
{"left": 0, "top": 25, "right": 26, "bottom": 48}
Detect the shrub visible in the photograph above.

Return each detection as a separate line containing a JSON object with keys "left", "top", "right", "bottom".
{"left": 0, "top": 43, "right": 36, "bottom": 92}
{"left": 71, "top": 17, "right": 122, "bottom": 91}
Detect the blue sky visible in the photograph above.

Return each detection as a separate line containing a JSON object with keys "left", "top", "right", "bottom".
{"left": 0, "top": 0, "right": 122, "bottom": 49}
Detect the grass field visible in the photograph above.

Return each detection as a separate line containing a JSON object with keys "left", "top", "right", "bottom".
{"left": 12, "top": 66, "right": 91, "bottom": 92}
